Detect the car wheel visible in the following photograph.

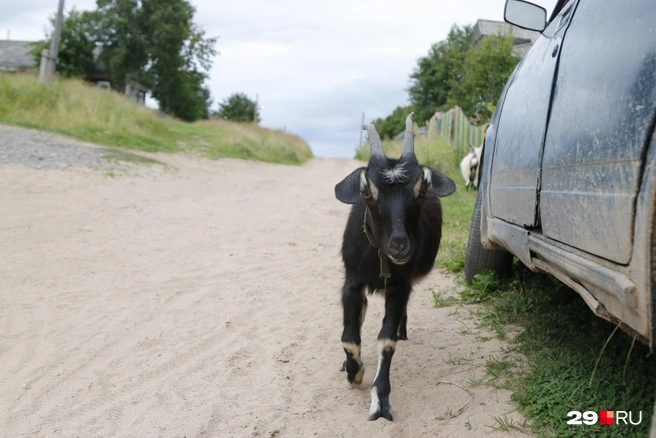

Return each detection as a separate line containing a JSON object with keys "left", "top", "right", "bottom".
{"left": 464, "top": 189, "right": 513, "bottom": 282}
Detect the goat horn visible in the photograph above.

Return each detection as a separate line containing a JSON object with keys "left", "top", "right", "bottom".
{"left": 401, "top": 112, "right": 415, "bottom": 158}
{"left": 363, "top": 124, "right": 384, "bottom": 158}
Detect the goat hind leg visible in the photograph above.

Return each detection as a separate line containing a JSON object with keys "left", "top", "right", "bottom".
{"left": 341, "top": 281, "right": 367, "bottom": 386}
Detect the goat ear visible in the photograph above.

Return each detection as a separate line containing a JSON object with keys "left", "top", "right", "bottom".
{"left": 422, "top": 166, "right": 456, "bottom": 197}
{"left": 335, "top": 167, "right": 366, "bottom": 204}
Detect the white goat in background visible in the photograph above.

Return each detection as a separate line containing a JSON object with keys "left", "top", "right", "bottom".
{"left": 459, "top": 144, "right": 483, "bottom": 190}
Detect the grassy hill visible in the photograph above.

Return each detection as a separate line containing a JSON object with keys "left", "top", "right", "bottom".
{"left": 0, "top": 74, "right": 313, "bottom": 165}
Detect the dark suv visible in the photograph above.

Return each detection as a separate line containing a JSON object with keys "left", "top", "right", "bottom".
{"left": 465, "top": 0, "right": 656, "bottom": 350}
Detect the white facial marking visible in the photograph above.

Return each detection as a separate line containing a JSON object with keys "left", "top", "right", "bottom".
{"left": 369, "top": 181, "right": 379, "bottom": 200}
{"left": 382, "top": 163, "right": 407, "bottom": 184}
{"left": 359, "top": 171, "right": 367, "bottom": 191}
{"left": 413, "top": 178, "right": 422, "bottom": 197}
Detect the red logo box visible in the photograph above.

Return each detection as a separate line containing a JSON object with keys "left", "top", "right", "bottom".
{"left": 600, "top": 410, "right": 614, "bottom": 425}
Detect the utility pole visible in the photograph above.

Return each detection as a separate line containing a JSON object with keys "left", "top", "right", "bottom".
{"left": 358, "top": 112, "right": 365, "bottom": 147}
{"left": 253, "top": 94, "right": 259, "bottom": 125}
{"left": 39, "top": 0, "right": 65, "bottom": 84}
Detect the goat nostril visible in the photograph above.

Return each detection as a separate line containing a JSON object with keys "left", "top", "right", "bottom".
{"left": 389, "top": 238, "right": 409, "bottom": 256}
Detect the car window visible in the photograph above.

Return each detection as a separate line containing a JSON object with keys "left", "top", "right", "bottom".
{"left": 547, "top": 0, "right": 570, "bottom": 21}
{"left": 525, "top": 0, "right": 556, "bottom": 18}
{"left": 542, "top": 0, "right": 574, "bottom": 37}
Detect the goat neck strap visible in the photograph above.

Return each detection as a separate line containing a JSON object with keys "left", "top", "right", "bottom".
{"left": 362, "top": 208, "right": 391, "bottom": 291}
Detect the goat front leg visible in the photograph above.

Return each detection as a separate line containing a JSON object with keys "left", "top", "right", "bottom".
{"left": 397, "top": 305, "right": 408, "bottom": 341}
{"left": 369, "top": 290, "right": 409, "bottom": 421}
{"left": 340, "top": 279, "right": 367, "bottom": 387}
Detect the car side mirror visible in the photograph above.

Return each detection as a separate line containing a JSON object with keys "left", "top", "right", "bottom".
{"left": 504, "top": 0, "right": 547, "bottom": 32}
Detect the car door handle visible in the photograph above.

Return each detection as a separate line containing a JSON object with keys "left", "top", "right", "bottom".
{"left": 552, "top": 43, "right": 559, "bottom": 57}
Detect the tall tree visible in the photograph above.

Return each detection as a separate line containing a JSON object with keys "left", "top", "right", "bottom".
{"left": 95, "top": 0, "right": 149, "bottom": 91}
{"left": 448, "top": 34, "right": 520, "bottom": 122}
{"left": 408, "top": 24, "right": 473, "bottom": 124}
{"left": 34, "top": 0, "right": 217, "bottom": 122}
{"left": 216, "top": 93, "right": 260, "bottom": 123}
{"left": 371, "top": 105, "right": 412, "bottom": 140}
{"left": 140, "top": 0, "right": 217, "bottom": 121}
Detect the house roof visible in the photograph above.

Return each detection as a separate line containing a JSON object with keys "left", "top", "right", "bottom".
{"left": 0, "top": 40, "right": 37, "bottom": 71}
{"left": 472, "top": 19, "right": 541, "bottom": 47}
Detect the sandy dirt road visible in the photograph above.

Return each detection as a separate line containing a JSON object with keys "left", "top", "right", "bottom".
{"left": 0, "top": 131, "right": 527, "bottom": 437}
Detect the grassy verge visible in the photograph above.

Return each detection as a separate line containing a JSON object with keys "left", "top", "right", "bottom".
{"left": 439, "top": 192, "right": 656, "bottom": 436}
{"left": 460, "top": 266, "right": 656, "bottom": 437}
{"left": 0, "top": 74, "right": 313, "bottom": 165}
{"left": 356, "top": 134, "right": 656, "bottom": 436}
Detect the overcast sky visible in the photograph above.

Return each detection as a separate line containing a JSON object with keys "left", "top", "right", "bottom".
{"left": 1, "top": 0, "right": 554, "bottom": 158}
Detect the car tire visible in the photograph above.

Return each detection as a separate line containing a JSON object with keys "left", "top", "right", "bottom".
{"left": 464, "top": 189, "right": 513, "bottom": 282}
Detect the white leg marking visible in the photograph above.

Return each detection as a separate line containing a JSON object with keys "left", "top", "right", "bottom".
{"left": 342, "top": 342, "right": 361, "bottom": 359}
{"left": 343, "top": 342, "right": 364, "bottom": 386}
{"left": 379, "top": 339, "right": 397, "bottom": 351}
{"left": 354, "top": 363, "right": 365, "bottom": 385}
{"left": 373, "top": 339, "right": 396, "bottom": 382}
{"left": 369, "top": 387, "right": 381, "bottom": 417}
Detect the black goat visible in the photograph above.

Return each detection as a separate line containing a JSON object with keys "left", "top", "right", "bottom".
{"left": 334, "top": 113, "right": 456, "bottom": 421}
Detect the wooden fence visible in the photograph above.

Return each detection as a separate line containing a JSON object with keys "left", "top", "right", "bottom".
{"left": 431, "top": 107, "right": 485, "bottom": 158}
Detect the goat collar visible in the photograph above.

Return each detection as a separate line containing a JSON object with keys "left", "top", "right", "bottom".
{"left": 363, "top": 208, "right": 391, "bottom": 293}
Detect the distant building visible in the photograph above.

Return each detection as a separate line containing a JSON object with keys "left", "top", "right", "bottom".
{"left": 0, "top": 38, "right": 147, "bottom": 105}
{"left": 0, "top": 40, "right": 37, "bottom": 72}
{"left": 471, "top": 19, "right": 541, "bottom": 58}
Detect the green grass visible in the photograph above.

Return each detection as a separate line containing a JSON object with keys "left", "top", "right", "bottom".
{"left": 431, "top": 290, "right": 460, "bottom": 308}
{"left": 0, "top": 74, "right": 313, "bottom": 165}
{"left": 364, "top": 134, "right": 656, "bottom": 436}
{"left": 485, "top": 267, "right": 656, "bottom": 437}
{"left": 445, "top": 265, "right": 656, "bottom": 437}
{"left": 488, "top": 415, "right": 530, "bottom": 433}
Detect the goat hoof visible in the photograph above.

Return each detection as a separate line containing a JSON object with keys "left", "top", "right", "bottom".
{"left": 398, "top": 333, "right": 408, "bottom": 341}
{"left": 368, "top": 402, "right": 393, "bottom": 421}
{"left": 353, "top": 365, "right": 365, "bottom": 384}
{"left": 369, "top": 389, "right": 393, "bottom": 421}
{"left": 346, "top": 364, "right": 365, "bottom": 387}
{"left": 339, "top": 360, "right": 346, "bottom": 372}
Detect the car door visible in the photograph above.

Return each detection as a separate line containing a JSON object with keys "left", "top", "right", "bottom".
{"left": 489, "top": 3, "right": 576, "bottom": 227}
{"left": 539, "top": 0, "right": 656, "bottom": 264}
